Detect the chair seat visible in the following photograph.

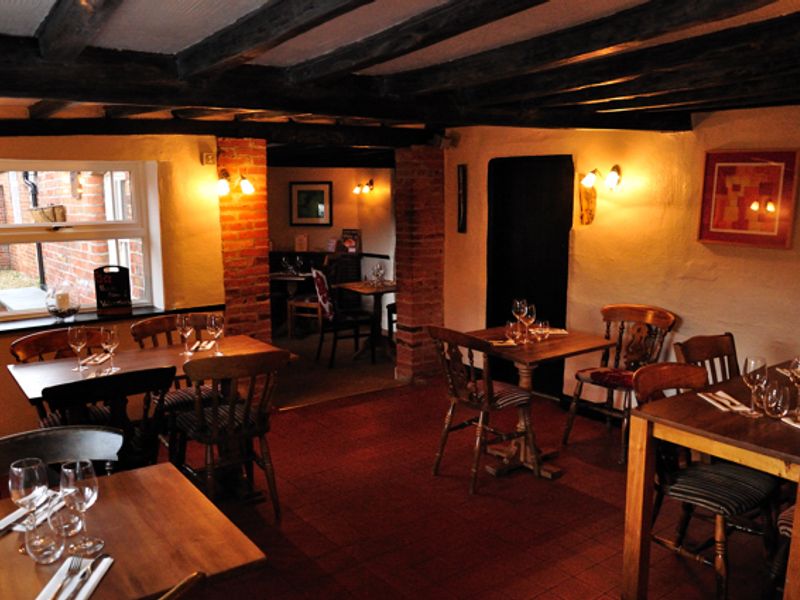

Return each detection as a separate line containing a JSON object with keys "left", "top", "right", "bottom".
{"left": 475, "top": 380, "right": 531, "bottom": 410}
{"left": 39, "top": 404, "right": 112, "bottom": 428}
{"left": 778, "top": 505, "right": 794, "bottom": 538}
{"left": 162, "top": 384, "right": 215, "bottom": 413}
{"left": 575, "top": 366, "right": 634, "bottom": 389}
{"left": 664, "top": 462, "right": 778, "bottom": 517}
{"left": 175, "top": 404, "right": 267, "bottom": 443}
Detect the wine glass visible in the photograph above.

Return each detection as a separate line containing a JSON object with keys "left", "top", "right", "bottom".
{"left": 764, "top": 380, "right": 791, "bottom": 419}
{"left": 505, "top": 321, "right": 520, "bottom": 344}
{"left": 26, "top": 495, "right": 65, "bottom": 564}
{"left": 9, "top": 457, "right": 49, "bottom": 556}
{"left": 511, "top": 299, "right": 527, "bottom": 323}
{"left": 788, "top": 356, "right": 800, "bottom": 421}
{"left": 532, "top": 320, "right": 550, "bottom": 342}
{"left": 177, "top": 314, "right": 194, "bottom": 356}
{"left": 60, "top": 460, "right": 102, "bottom": 556}
{"left": 100, "top": 326, "right": 120, "bottom": 374}
{"left": 519, "top": 305, "right": 536, "bottom": 345}
{"left": 68, "top": 326, "right": 88, "bottom": 372}
{"left": 206, "top": 313, "right": 224, "bottom": 356}
{"left": 742, "top": 356, "right": 768, "bottom": 418}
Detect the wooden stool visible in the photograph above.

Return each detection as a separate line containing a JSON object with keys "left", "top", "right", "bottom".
{"left": 287, "top": 295, "right": 321, "bottom": 337}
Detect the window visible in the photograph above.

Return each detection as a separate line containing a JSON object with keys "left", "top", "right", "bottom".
{"left": 0, "top": 160, "right": 159, "bottom": 319}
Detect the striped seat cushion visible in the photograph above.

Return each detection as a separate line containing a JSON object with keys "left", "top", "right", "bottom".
{"left": 665, "top": 462, "right": 777, "bottom": 517}
{"left": 175, "top": 404, "right": 267, "bottom": 442}
{"left": 575, "top": 367, "right": 634, "bottom": 389}
{"left": 162, "top": 384, "right": 215, "bottom": 413}
{"left": 474, "top": 380, "right": 530, "bottom": 410}
{"left": 778, "top": 505, "right": 794, "bottom": 538}
{"left": 39, "top": 404, "right": 112, "bottom": 428}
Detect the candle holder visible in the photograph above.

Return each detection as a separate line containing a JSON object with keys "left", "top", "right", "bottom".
{"left": 45, "top": 283, "right": 80, "bottom": 321}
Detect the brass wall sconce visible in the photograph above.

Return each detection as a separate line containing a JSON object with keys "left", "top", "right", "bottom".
{"left": 217, "top": 168, "right": 255, "bottom": 196}
{"left": 353, "top": 179, "right": 374, "bottom": 195}
{"left": 579, "top": 165, "right": 622, "bottom": 225}
{"left": 581, "top": 165, "right": 622, "bottom": 191}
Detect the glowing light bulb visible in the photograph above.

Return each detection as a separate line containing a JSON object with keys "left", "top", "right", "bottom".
{"left": 750, "top": 200, "right": 761, "bottom": 212}
{"left": 353, "top": 184, "right": 362, "bottom": 194}
{"left": 217, "top": 177, "right": 231, "bottom": 196}
{"left": 581, "top": 171, "right": 597, "bottom": 188}
{"left": 765, "top": 200, "right": 776, "bottom": 213}
{"left": 605, "top": 165, "right": 621, "bottom": 190}
{"left": 361, "top": 184, "right": 370, "bottom": 194}
{"left": 239, "top": 176, "right": 255, "bottom": 195}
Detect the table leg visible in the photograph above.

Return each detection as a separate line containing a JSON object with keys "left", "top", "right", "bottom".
{"left": 784, "top": 498, "right": 800, "bottom": 597}
{"left": 353, "top": 292, "right": 386, "bottom": 363}
{"left": 621, "top": 416, "right": 655, "bottom": 600}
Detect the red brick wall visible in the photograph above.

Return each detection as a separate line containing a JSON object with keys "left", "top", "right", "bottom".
{"left": 394, "top": 146, "right": 445, "bottom": 381}
{"left": 217, "top": 137, "right": 271, "bottom": 342}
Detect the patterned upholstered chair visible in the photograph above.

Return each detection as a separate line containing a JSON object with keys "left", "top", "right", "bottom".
{"left": 562, "top": 303, "right": 677, "bottom": 462}
{"left": 634, "top": 363, "right": 778, "bottom": 600}
{"left": 428, "top": 325, "right": 539, "bottom": 494}
{"left": 674, "top": 332, "right": 740, "bottom": 385}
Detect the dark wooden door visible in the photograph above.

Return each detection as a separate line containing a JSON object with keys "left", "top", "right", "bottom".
{"left": 486, "top": 156, "right": 574, "bottom": 397}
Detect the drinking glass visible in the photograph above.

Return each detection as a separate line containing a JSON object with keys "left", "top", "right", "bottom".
{"left": 60, "top": 460, "right": 102, "bottom": 556}
{"left": 764, "top": 380, "right": 791, "bottom": 419}
{"left": 532, "top": 320, "right": 550, "bottom": 342}
{"left": 206, "top": 313, "right": 225, "bottom": 356}
{"left": 68, "top": 326, "right": 88, "bottom": 372}
{"left": 177, "top": 314, "right": 194, "bottom": 356}
{"left": 519, "top": 305, "right": 536, "bottom": 345}
{"left": 9, "top": 457, "right": 49, "bottom": 556}
{"left": 505, "top": 321, "right": 521, "bottom": 343}
{"left": 788, "top": 356, "right": 800, "bottom": 421}
{"left": 25, "top": 496, "right": 65, "bottom": 564}
{"left": 511, "top": 299, "right": 527, "bottom": 323}
{"left": 100, "top": 326, "right": 120, "bottom": 374}
{"left": 742, "top": 356, "right": 768, "bottom": 418}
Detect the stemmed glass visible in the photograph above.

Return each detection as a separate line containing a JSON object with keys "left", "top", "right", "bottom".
{"left": 177, "top": 314, "right": 194, "bottom": 356}
{"left": 206, "top": 314, "right": 224, "bottom": 356}
{"left": 742, "top": 356, "right": 768, "bottom": 418}
{"left": 60, "top": 460, "right": 102, "bottom": 556}
{"left": 519, "top": 305, "right": 536, "bottom": 345}
{"left": 763, "top": 380, "right": 791, "bottom": 419}
{"left": 9, "top": 457, "right": 49, "bottom": 556}
{"left": 511, "top": 299, "right": 527, "bottom": 324}
{"left": 100, "top": 326, "right": 120, "bottom": 374}
{"left": 532, "top": 320, "right": 550, "bottom": 342}
{"left": 68, "top": 326, "right": 88, "bottom": 372}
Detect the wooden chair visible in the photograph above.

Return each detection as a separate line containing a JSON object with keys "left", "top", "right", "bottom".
{"left": 287, "top": 295, "right": 321, "bottom": 337}
{"left": 634, "top": 362, "right": 778, "bottom": 600}
{"left": 157, "top": 571, "right": 206, "bottom": 600}
{"left": 428, "top": 325, "right": 539, "bottom": 494}
{"left": 10, "top": 326, "right": 104, "bottom": 363}
{"left": 562, "top": 303, "right": 677, "bottom": 462}
{"left": 41, "top": 367, "right": 177, "bottom": 468}
{"left": 311, "top": 267, "right": 371, "bottom": 368}
{"left": 674, "top": 332, "right": 740, "bottom": 385}
{"left": 0, "top": 426, "right": 123, "bottom": 480}
{"left": 174, "top": 351, "right": 290, "bottom": 520}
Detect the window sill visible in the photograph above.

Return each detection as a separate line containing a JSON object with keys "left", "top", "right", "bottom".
{"left": 0, "top": 304, "right": 225, "bottom": 336}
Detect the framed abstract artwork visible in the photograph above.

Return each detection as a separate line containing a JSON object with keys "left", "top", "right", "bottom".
{"left": 699, "top": 150, "right": 798, "bottom": 249}
{"left": 290, "top": 181, "right": 332, "bottom": 226}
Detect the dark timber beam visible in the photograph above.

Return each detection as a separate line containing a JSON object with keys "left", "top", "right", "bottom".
{"left": 28, "top": 100, "right": 70, "bottom": 119}
{"left": 171, "top": 107, "right": 247, "bottom": 119}
{"left": 287, "top": 0, "right": 547, "bottom": 83}
{"left": 381, "top": 0, "right": 776, "bottom": 95}
{"left": 176, "top": 0, "right": 373, "bottom": 78}
{"left": 103, "top": 105, "right": 167, "bottom": 118}
{"left": 36, "top": 0, "right": 123, "bottom": 60}
{"left": 0, "top": 118, "right": 438, "bottom": 147}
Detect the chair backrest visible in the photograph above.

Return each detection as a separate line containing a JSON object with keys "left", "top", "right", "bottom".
{"left": 674, "top": 332, "right": 740, "bottom": 385}
{"left": 41, "top": 367, "right": 177, "bottom": 428}
{"left": 0, "top": 426, "right": 123, "bottom": 480}
{"left": 183, "top": 351, "right": 290, "bottom": 439}
{"left": 131, "top": 315, "right": 178, "bottom": 348}
{"left": 600, "top": 304, "right": 677, "bottom": 371}
{"left": 428, "top": 325, "right": 494, "bottom": 409}
{"left": 632, "top": 362, "right": 708, "bottom": 406}
{"left": 311, "top": 268, "right": 335, "bottom": 321}
{"left": 10, "top": 327, "right": 104, "bottom": 363}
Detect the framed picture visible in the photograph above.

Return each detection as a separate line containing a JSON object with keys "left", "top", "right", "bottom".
{"left": 699, "top": 150, "right": 798, "bottom": 249}
{"left": 290, "top": 181, "right": 332, "bottom": 226}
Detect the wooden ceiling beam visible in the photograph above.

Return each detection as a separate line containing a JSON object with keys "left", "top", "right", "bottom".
{"left": 176, "top": 0, "right": 373, "bottom": 78}
{"left": 171, "top": 107, "right": 247, "bottom": 119}
{"left": 465, "top": 11, "right": 800, "bottom": 108}
{"left": 286, "top": 0, "right": 547, "bottom": 83}
{"left": 36, "top": 0, "right": 123, "bottom": 60}
{"left": 28, "top": 99, "right": 71, "bottom": 119}
{"left": 381, "top": 0, "right": 777, "bottom": 95}
{"left": 103, "top": 105, "right": 167, "bottom": 118}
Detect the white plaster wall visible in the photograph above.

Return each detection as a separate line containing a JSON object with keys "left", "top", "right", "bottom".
{"left": 444, "top": 106, "right": 800, "bottom": 398}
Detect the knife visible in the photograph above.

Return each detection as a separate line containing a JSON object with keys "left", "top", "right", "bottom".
{"left": 64, "top": 554, "right": 110, "bottom": 600}
{"left": 0, "top": 509, "right": 28, "bottom": 536}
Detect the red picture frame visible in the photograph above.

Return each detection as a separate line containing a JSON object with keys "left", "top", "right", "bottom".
{"left": 699, "top": 150, "right": 798, "bottom": 249}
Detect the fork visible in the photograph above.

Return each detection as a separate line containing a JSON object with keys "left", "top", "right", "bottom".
{"left": 64, "top": 553, "right": 110, "bottom": 600}
{"left": 48, "top": 556, "right": 82, "bottom": 600}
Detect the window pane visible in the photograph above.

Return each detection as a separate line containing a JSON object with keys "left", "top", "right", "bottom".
{"left": 0, "top": 170, "right": 133, "bottom": 225}
{"left": 0, "top": 239, "right": 145, "bottom": 313}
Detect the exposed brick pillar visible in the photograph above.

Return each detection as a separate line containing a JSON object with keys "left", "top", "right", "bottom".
{"left": 394, "top": 145, "right": 444, "bottom": 381}
{"left": 216, "top": 137, "right": 271, "bottom": 342}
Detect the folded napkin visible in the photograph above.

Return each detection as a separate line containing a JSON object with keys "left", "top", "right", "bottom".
{"left": 712, "top": 390, "right": 751, "bottom": 412}
{"left": 777, "top": 367, "right": 794, "bottom": 378}
{"left": 489, "top": 339, "right": 516, "bottom": 347}
{"left": 37, "top": 555, "right": 114, "bottom": 600}
{"left": 781, "top": 416, "right": 800, "bottom": 430}
{"left": 697, "top": 393, "right": 729, "bottom": 411}
{"left": 0, "top": 490, "right": 61, "bottom": 532}
{"left": 80, "top": 353, "right": 109, "bottom": 366}
{"left": 547, "top": 328, "right": 569, "bottom": 336}
{"left": 191, "top": 340, "right": 216, "bottom": 352}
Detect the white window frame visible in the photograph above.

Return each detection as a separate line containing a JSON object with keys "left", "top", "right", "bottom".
{"left": 0, "top": 159, "right": 162, "bottom": 319}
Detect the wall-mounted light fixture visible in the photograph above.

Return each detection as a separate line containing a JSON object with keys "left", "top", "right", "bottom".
{"left": 581, "top": 165, "right": 622, "bottom": 191}
{"left": 750, "top": 199, "right": 776, "bottom": 213}
{"left": 217, "top": 168, "right": 256, "bottom": 196}
{"left": 353, "top": 179, "right": 374, "bottom": 195}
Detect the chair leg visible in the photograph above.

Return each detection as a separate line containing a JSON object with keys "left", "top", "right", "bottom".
{"left": 288, "top": 304, "right": 295, "bottom": 338}
{"left": 562, "top": 381, "right": 583, "bottom": 446}
{"left": 469, "top": 411, "right": 488, "bottom": 494}
{"left": 204, "top": 443, "right": 215, "bottom": 499}
{"left": 353, "top": 323, "right": 360, "bottom": 353}
{"left": 433, "top": 401, "right": 457, "bottom": 475}
{"left": 329, "top": 329, "right": 339, "bottom": 368}
{"left": 714, "top": 514, "right": 728, "bottom": 600}
{"left": 652, "top": 488, "right": 665, "bottom": 524}
{"left": 619, "top": 390, "right": 632, "bottom": 464}
{"left": 258, "top": 434, "right": 281, "bottom": 523}
{"left": 675, "top": 502, "right": 695, "bottom": 547}
{"left": 316, "top": 328, "right": 325, "bottom": 362}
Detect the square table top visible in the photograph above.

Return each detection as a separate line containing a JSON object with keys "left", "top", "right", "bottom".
{"left": 333, "top": 280, "right": 396, "bottom": 295}
{"left": 0, "top": 462, "right": 266, "bottom": 599}
{"left": 467, "top": 327, "right": 614, "bottom": 367}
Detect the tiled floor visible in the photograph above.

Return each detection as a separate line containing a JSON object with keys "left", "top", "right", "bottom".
{"left": 197, "top": 383, "right": 778, "bottom": 599}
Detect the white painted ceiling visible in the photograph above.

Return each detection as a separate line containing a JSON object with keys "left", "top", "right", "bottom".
{"left": 0, "top": 0, "right": 797, "bottom": 74}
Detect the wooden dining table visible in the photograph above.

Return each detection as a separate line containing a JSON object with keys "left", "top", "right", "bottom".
{"left": 333, "top": 280, "right": 397, "bottom": 362}
{"left": 467, "top": 326, "right": 615, "bottom": 479}
{"left": 622, "top": 364, "right": 800, "bottom": 599}
{"left": 0, "top": 462, "right": 266, "bottom": 599}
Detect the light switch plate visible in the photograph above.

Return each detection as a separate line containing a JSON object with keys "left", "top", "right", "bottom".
{"left": 201, "top": 152, "right": 215, "bottom": 165}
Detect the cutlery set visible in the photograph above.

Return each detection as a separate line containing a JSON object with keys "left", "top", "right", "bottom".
{"left": 697, "top": 391, "right": 749, "bottom": 412}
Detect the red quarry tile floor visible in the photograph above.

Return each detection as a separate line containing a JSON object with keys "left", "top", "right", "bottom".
{"left": 187, "top": 382, "right": 779, "bottom": 599}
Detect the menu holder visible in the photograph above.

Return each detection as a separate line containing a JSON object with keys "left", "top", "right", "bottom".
{"left": 94, "top": 265, "right": 132, "bottom": 316}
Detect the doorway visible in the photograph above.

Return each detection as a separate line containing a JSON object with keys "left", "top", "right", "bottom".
{"left": 486, "top": 155, "right": 574, "bottom": 398}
